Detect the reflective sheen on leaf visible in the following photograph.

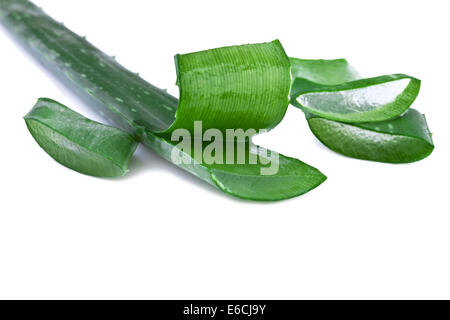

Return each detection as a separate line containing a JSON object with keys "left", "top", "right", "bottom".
{"left": 306, "top": 109, "right": 434, "bottom": 163}
{"left": 290, "top": 58, "right": 421, "bottom": 123}
{"left": 24, "top": 98, "right": 138, "bottom": 177}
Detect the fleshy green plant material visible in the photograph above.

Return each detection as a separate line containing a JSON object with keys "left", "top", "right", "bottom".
{"left": 290, "top": 58, "right": 421, "bottom": 123}
{"left": 167, "top": 44, "right": 291, "bottom": 133}
{"left": 24, "top": 98, "right": 138, "bottom": 177}
{"left": 306, "top": 109, "right": 434, "bottom": 163}
{"left": 290, "top": 58, "right": 434, "bottom": 163}
{"left": 290, "top": 58, "right": 361, "bottom": 88}
{"left": 0, "top": 0, "right": 326, "bottom": 201}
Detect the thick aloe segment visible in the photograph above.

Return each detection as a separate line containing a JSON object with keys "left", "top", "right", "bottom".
{"left": 290, "top": 58, "right": 421, "bottom": 123}
{"left": 293, "top": 74, "right": 420, "bottom": 123}
{"left": 0, "top": 0, "right": 326, "bottom": 200}
{"left": 306, "top": 109, "right": 434, "bottom": 163}
{"left": 24, "top": 98, "right": 138, "bottom": 177}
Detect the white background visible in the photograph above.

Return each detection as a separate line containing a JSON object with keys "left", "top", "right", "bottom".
{"left": 0, "top": 0, "right": 449, "bottom": 299}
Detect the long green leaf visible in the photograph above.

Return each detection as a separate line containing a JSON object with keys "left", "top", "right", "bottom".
{"left": 0, "top": 0, "right": 326, "bottom": 200}
{"left": 290, "top": 58, "right": 421, "bottom": 123}
{"left": 167, "top": 43, "right": 290, "bottom": 133}
{"left": 24, "top": 98, "right": 138, "bottom": 177}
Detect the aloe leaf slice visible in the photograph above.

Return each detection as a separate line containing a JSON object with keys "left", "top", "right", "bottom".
{"left": 290, "top": 58, "right": 421, "bottom": 123}
{"left": 24, "top": 98, "right": 138, "bottom": 177}
{"left": 306, "top": 109, "right": 434, "bottom": 163}
{"left": 1, "top": 0, "right": 326, "bottom": 200}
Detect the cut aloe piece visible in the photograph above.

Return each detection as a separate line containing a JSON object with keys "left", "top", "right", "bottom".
{"left": 290, "top": 58, "right": 421, "bottom": 123}
{"left": 24, "top": 98, "right": 138, "bottom": 177}
{"left": 1, "top": 0, "right": 326, "bottom": 200}
{"left": 290, "top": 58, "right": 433, "bottom": 163}
{"left": 306, "top": 109, "right": 434, "bottom": 163}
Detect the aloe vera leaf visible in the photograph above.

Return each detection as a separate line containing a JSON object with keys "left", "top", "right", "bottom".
{"left": 306, "top": 108, "right": 434, "bottom": 163}
{"left": 0, "top": 0, "right": 326, "bottom": 200}
{"left": 290, "top": 58, "right": 421, "bottom": 123}
{"left": 24, "top": 98, "right": 138, "bottom": 177}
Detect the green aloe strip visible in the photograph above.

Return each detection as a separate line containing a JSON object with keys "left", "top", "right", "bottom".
{"left": 167, "top": 43, "right": 290, "bottom": 134}
{"left": 0, "top": 0, "right": 326, "bottom": 201}
{"left": 290, "top": 58, "right": 434, "bottom": 163}
{"left": 24, "top": 98, "right": 138, "bottom": 177}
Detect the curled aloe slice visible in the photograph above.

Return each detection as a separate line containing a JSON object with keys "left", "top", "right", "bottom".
{"left": 24, "top": 98, "right": 138, "bottom": 177}
{"left": 166, "top": 42, "right": 290, "bottom": 133}
{"left": 143, "top": 136, "right": 326, "bottom": 201}
{"left": 306, "top": 109, "right": 434, "bottom": 163}
{"left": 290, "top": 58, "right": 360, "bottom": 88}
{"left": 290, "top": 58, "right": 421, "bottom": 123}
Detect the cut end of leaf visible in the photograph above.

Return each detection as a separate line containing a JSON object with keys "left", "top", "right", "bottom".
{"left": 290, "top": 57, "right": 360, "bottom": 87}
